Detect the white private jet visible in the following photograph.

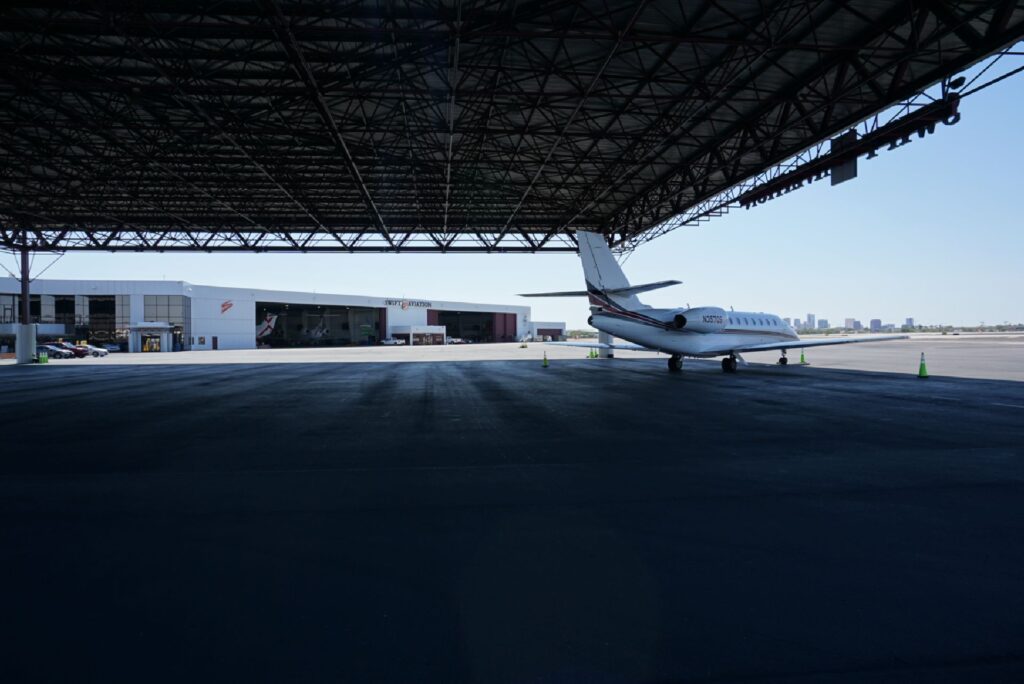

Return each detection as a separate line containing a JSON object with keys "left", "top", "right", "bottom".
{"left": 522, "top": 231, "right": 907, "bottom": 373}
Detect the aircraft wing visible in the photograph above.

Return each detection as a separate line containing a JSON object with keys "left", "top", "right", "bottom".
{"left": 546, "top": 341, "right": 655, "bottom": 352}
{"left": 730, "top": 334, "right": 909, "bottom": 354}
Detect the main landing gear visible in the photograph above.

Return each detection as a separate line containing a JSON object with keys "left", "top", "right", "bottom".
{"left": 667, "top": 354, "right": 683, "bottom": 372}
{"left": 721, "top": 355, "right": 738, "bottom": 373}
{"left": 778, "top": 349, "right": 788, "bottom": 366}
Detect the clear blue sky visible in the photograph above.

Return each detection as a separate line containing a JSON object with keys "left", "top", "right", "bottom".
{"left": 11, "top": 71, "right": 1023, "bottom": 329}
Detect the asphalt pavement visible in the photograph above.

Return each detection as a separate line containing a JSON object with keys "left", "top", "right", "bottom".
{"left": 2, "top": 355, "right": 1023, "bottom": 682}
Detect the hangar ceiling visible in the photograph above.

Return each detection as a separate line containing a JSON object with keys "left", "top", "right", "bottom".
{"left": 1, "top": 1, "right": 1023, "bottom": 253}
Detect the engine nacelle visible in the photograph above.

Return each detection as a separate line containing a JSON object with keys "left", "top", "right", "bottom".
{"left": 669, "top": 307, "right": 727, "bottom": 333}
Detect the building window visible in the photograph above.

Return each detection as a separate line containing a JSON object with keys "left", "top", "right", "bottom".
{"left": 143, "top": 295, "right": 190, "bottom": 350}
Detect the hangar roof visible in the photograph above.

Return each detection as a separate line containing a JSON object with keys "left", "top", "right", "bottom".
{"left": 1, "top": 1, "right": 1022, "bottom": 252}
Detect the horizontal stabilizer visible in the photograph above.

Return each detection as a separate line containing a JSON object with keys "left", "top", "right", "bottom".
{"left": 518, "top": 290, "right": 589, "bottom": 298}
{"left": 604, "top": 280, "right": 681, "bottom": 296}
{"left": 518, "top": 279, "right": 680, "bottom": 298}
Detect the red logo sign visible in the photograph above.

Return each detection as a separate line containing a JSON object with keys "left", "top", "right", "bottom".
{"left": 221, "top": 300, "right": 233, "bottom": 314}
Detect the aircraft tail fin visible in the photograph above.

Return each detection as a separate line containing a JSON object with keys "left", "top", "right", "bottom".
{"left": 576, "top": 231, "right": 649, "bottom": 310}
{"left": 519, "top": 233, "right": 678, "bottom": 310}
{"left": 577, "top": 231, "right": 630, "bottom": 292}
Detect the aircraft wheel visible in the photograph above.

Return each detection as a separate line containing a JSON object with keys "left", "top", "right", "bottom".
{"left": 667, "top": 355, "right": 682, "bottom": 372}
{"left": 779, "top": 357, "right": 788, "bottom": 366}
{"left": 721, "top": 356, "right": 738, "bottom": 373}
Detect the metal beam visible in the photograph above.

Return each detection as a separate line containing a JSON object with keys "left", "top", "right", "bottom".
{"left": 262, "top": 0, "right": 392, "bottom": 247}
{"left": 1, "top": 1, "right": 1021, "bottom": 253}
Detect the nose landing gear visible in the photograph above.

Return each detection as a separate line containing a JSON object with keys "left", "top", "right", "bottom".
{"left": 778, "top": 349, "right": 788, "bottom": 366}
{"left": 721, "top": 355, "right": 738, "bottom": 373}
{"left": 667, "top": 354, "right": 683, "bottom": 372}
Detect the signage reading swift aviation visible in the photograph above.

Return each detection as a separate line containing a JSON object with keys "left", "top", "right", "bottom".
{"left": 521, "top": 231, "right": 906, "bottom": 373}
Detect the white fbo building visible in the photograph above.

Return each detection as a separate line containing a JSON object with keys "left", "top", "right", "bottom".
{"left": 0, "top": 278, "right": 565, "bottom": 353}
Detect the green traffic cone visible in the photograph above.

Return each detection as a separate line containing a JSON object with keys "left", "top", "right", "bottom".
{"left": 918, "top": 352, "right": 928, "bottom": 378}
{"left": 799, "top": 350, "right": 808, "bottom": 365}
{"left": 543, "top": 352, "right": 549, "bottom": 368}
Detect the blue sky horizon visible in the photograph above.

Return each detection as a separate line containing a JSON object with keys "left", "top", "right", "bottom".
{"left": 4, "top": 71, "right": 1022, "bottom": 330}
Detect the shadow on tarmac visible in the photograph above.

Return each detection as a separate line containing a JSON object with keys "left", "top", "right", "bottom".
{"left": 2, "top": 359, "right": 1023, "bottom": 682}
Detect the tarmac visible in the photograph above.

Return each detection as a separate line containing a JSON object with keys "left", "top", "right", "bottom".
{"left": 2, "top": 337, "right": 1023, "bottom": 682}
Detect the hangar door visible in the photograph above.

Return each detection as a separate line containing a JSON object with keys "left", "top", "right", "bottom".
{"left": 430, "top": 310, "right": 514, "bottom": 343}
{"left": 493, "top": 313, "right": 517, "bottom": 343}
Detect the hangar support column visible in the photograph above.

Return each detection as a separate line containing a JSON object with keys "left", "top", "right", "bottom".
{"left": 15, "top": 247, "right": 36, "bottom": 364}
{"left": 599, "top": 330, "right": 613, "bottom": 359}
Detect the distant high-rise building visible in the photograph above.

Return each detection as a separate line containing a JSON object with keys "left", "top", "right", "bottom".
{"left": 905, "top": 317, "right": 914, "bottom": 327}
{"left": 806, "top": 313, "right": 816, "bottom": 329}
{"left": 844, "top": 318, "right": 856, "bottom": 329}
{"left": 793, "top": 318, "right": 802, "bottom": 329}
{"left": 818, "top": 319, "right": 829, "bottom": 329}
{"left": 783, "top": 317, "right": 791, "bottom": 326}
{"left": 853, "top": 320, "right": 863, "bottom": 330}
{"left": 870, "top": 318, "right": 882, "bottom": 332}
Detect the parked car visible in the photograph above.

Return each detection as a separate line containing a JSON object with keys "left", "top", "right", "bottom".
{"left": 380, "top": 337, "right": 406, "bottom": 345}
{"left": 53, "top": 341, "right": 90, "bottom": 358}
{"left": 102, "top": 343, "right": 122, "bottom": 352}
{"left": 36, "top": 344, "right": 72, "bottom": 359}
{"left": 82, "top": 344, "right": 109, "bottom": 357}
